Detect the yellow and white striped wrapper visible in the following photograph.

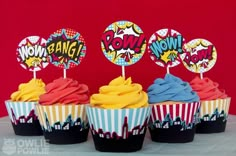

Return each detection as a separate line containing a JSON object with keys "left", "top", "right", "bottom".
{"left": 199, "top": 98, "right": 231, "bottom": 118}
{"left": 36, "top": 104, "right": 88, "bottom": 130}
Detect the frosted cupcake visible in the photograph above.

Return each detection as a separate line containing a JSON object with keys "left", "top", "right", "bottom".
{"left": 36, "top": 77, "right": 90, "bottom": 144}
{"left": 190, "top": 76, "right": 231, "bottom": 133}
{"left": 147, "top": 74, "right": 200, "bottom": 143}
{"left": 86, "top": 76, "right": 151, "bottom": 152}
{"left": 5, "top": 79, "right": 45, "bottom": 136}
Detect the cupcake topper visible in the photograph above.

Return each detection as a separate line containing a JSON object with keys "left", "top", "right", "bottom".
{"left": 101, "top": 20, "right": 146, "bottom": 78}
{"left": 181, "top": 39, "right": 217, "bottom": 79}
{"left": 46, "top": 28, "right": 86, "bottom": 78}
{"left": 16, "top": 36, "right": 48, "bottom": 79}
{"left": 148, "top": 29, "right": 185, "bottom": 74}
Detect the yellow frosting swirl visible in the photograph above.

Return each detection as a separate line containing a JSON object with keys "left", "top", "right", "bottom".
{"left": 90, "top": 76, "right": 148, "bottom": 109}
{"left": 11, "top": 79, "right": 46, "bottom": 102}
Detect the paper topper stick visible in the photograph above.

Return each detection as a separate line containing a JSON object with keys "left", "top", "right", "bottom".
{"left": 16, "top": 36, "right": 48, "bottom": 79}
{"left": 166, "top": 65, "right": 170, "bottom": 74}
{"left": 122, "top": 66, "right": 125, "bottom": 78}
{"left": 33, "top": 70, "right": 36, "bottom": 79}
{"left": 148, "top": 28, "right": 185, "bottom": 75}
{"left": 63, "top": 69, "right": 67, "bottom": 79}
{"left": 200, "top": 72, "right": 203, "bottom": 79}
{"left": 46, "top": 28, "right": 86, "bottom": 78}
{"left": 181, "top": 38, "right": 217, "bottom": 77}
{"left": 101, "top": 20, "right": 146, "bottom": 77}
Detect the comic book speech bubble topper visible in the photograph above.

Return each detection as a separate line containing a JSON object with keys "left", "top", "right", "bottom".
{"left": 101, "top": 20, "right": 146, "bottom": 78}
{"left": 148, "top": 28, "right": 185, "bottom": 74}
{"left": 181, "top": 38, "right": 217, "bottom": 79}
{"left": 16, "top": 36, "right": 48, "bottom": 79}
{"left": 46, "top": 28, "right": 86, "bottom": 78}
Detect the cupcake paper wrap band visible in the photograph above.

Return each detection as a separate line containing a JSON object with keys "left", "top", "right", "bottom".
{"left": 200, "top": 98, "right": 230, "bottom": 119}
{"left": 150, "top": 102, "right": 201, "bottom": 126}
{"left": 86, "top": 106, "right": 151, "bottom": 137}
{"left": 5, "top": 101, "right": 38, "bottom": 124}
{"left": 36, "top": 104, "right": 88, "bottom": 131}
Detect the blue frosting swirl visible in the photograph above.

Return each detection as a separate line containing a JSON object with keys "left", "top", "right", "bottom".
{"left": 147, "top": 74, "right": 199, "bottom": 104}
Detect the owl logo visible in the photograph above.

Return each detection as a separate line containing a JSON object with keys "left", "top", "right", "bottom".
{"left": 1, "top": 138, "right": 16, "bottom": 155}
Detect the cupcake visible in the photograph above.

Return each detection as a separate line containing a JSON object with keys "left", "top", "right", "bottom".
{"left": 86, "top": 76, "right": 151, "bottom": 152}
{"left": 35, "top": 77, "right": 90, "bottom": 144}
{"left": 190, "top": 76, "right": 231, "bottom": 133}
{"left": 147, "top": 74, "right": 200, "bottom": 143}
{"left": 5, "top": 79, "right": 45, "bottom": 136}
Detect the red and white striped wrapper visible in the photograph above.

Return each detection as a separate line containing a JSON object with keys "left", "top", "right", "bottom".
{"left": 149, "top": 102, "right": 201, "bottom": 125}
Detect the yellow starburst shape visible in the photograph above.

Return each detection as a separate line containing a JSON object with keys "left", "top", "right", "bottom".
{"left": 113, "top": 22, "right": 143, "bottom": 34}
{"left": 156, "top": 36, "right": 178, "bottom": 64}
{"left": 25, "top": 57, "right": 42, "bottom": 68}
{"left": 160, "top": 50, "right": 178, "bottom": 64}
{"left": 184, "top": 39, "right": 208, "bottom": 50}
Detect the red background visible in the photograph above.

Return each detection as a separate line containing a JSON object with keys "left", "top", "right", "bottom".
{"left": 0, "top": 0, "right": 235, "bottom": 117}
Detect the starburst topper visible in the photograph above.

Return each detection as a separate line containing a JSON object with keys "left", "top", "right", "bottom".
{"left": 181, "top": 39, "right": 217, "bottom": 74}
{"left": 16, "top": 36, "right": 48, "bottom": 72}
{"left": 46, "top": 28, "right": 86, "bottom": 69}
{"left": 148, "top": 29, "right": 185, "bottom": 68}
{"left": 101, "top": 20, "right": 146, "bottom": 66}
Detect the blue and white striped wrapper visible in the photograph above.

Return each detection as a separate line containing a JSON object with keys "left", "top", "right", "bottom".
{"left": 5, "top": 100, "right": 38, "bottom": 124}
{"left": 86, "top": 106, "right": 151, "bottom": 136}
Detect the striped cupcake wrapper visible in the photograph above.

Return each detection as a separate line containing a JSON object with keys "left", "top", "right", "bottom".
{"left": 36, "top": 104, "right": 88, "bottom": 131}
{"left": 149, "top": 102, "right": 201, "bottom": 126}
{"left": 199, "top": 98, "right": 231, "bottom": 119}
{"left": 86, "top": 106, "right": 151, "bottom": 137}
{"left": 5, "top": 100, "right": 38, "bottom": 124}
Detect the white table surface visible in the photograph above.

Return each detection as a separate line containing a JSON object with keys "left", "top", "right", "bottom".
{"left": 0, "top": 115, "right": 236, "bottom": 156}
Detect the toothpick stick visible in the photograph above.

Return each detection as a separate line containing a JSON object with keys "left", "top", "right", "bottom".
{"left": 33, "top": 70, "right": 36, "bottom": 79}
{"left": 167, "top": 65, "right": 170, "bottom": 74}
{"left": 122, "top": 66, "right": 125, "bottom": 78}
{"left": 63, "top": 69, "right": 67, "bottom": 79}
{"left": 200, "top": 72, "right": 203, "bottom": 79}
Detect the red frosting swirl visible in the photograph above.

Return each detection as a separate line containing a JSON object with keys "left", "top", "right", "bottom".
{"left": 190, "top": 76, "right": 227, "bottom": 100}
{"left": 39, "top": 78, "right": 89, "bottom": 105}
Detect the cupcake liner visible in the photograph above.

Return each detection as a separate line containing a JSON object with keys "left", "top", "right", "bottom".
{"left": 36, "top": 104, "right": 89, "bottom": 144}
{"left": 196, "top": 97, "right": 231, "bottom": 133}
{"left": 149, "top": 102, "right": 201, "bottom": 143}
{"left": 86, "top": 106, "right": 151, "bottom": 152}
{"left": 5, "top": 100, "right": 42, "bottom": 136}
